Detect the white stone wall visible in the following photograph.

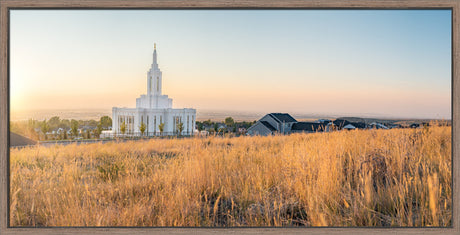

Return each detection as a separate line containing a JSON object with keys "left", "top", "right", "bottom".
{"left": 112, "top": 107, "right": 138, "bottom": 134}
{"left": 136, "top": 94, "right": 172, "bottom": 109}
{"left": 164, "top": 108, "right": 196, "bottom": 135}
{"left": 111, "top": 46, "right": 196, "bottom": 137}
{"left": 112, "top": 107, "right": 196, "bottom": 136}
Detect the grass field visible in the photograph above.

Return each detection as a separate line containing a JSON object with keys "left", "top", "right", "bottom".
{"left": 10, "top": 125, "right": 451, "bottom": 227}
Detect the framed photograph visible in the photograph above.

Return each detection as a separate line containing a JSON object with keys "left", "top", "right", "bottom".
{"left": 1, "top": 1, "right": 458, "bottom": 234}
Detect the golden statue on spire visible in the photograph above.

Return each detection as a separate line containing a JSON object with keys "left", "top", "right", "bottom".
{"left": 154, "top": 43, "right": 156, "bottom": 50}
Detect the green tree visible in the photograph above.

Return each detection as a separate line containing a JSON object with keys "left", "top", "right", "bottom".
{"left": 29, "top": 119, "right": 39, "bottom": 140}
{"left": 96, "top": 123, "right": 103, "bottom": 138}
{"left": 86, "top": 129, "right": 91, "bottom": 139}
{"left": 139, "top": 122, "right": 146, "bottom": 137}
{"left": 177, "top": 122, "right": 184, "bottom": 136}
{"left": 120, "top": 121, "right": 127, "bottom": 135}
{"left": 88, "top": 119, "right": 98, "bottom": 128}
{"left": 92, "top": 129, "right": 99, "bottom": 139}
{"left": 204, "top": 119, "right": 212, "bottom": 126}
{"left": 40, "top": 119, "right": 50, "bottom": 140}
{"left": 59, "top": 119, "right": 71, "bottom": 130}
{"left": 197, "top": 122, "right": 204, "bottom": 132}
{"left": 71, "top": 119, "right": 79, "bottom": 138}
{"left": 63, "top": 130, "right": 68, "bottom": 140}
{"left": 213, "top": 123, "right": 218, "bottom": 132}
{"left": 225, "top": 117, "right": 234, "bottom": 128}
{"left": 158, "top": 123, "right": 165, "bottom": 136}
{"left": 100, "top": 116, "right": 112, "bottom": 129}
{"left": 48, "top": 116, "right": 60, "bottom": 130}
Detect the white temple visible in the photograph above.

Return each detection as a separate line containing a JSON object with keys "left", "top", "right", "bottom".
{"left": 111, "top": 44, "right": 196, "bottom": 136}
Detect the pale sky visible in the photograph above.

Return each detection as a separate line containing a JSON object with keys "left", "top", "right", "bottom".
{"left": 10, "top": 10, "right": 451, "bottom": 119}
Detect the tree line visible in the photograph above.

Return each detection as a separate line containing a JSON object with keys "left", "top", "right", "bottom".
{"left": 195, "top": 117, "right": 256, "bottom": 134}
{"left": 10, "top": 116, "right": 112, "bottom": 141}
{"left": 10, "top": 116, "right": 257, "bottom": 141}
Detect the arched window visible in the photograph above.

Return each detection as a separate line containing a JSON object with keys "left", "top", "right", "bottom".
{"left": 150, "top": 77, "right": 152, "bottom": 92}
{"left": 157, "top": 77, "right": 159, "bottom": 92}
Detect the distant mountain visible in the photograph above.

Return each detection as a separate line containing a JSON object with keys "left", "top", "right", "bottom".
{"left": 336, "top": 117, "right": 451, "bottom": 126}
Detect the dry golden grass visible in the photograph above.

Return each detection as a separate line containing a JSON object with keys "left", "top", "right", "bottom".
{"left": 10, "top": 125, "right": 451, "bottom": 227}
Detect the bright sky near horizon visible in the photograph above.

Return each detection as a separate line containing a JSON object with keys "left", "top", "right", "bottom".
{"left": 10, "top": 10, "right": 451, "bottom": 119}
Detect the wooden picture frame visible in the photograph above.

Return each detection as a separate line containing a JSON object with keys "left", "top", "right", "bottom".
{"left": 1, "top": 0, "right": 458, "bottom": 234}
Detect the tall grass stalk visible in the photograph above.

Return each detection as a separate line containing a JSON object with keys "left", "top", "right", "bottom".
{"left": 10, "top": 125, "right": 451, "bottom": 227}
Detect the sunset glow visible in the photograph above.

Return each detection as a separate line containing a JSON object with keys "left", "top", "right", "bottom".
{"left": 10, "top": 10, "right": 451, "bottom": 119}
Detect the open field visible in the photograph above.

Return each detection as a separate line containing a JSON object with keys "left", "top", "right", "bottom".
{"left": 10, "top": 125, "right": 451, "bottom": 227}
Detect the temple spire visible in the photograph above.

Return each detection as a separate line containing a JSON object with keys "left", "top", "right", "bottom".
{"left": 152, "top": 43, "right": 158, "bottom": 68}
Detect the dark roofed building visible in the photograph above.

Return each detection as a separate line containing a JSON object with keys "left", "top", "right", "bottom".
{"left": 268, "top": 113, "right": 297, "bottom": 123}
{"left": 332, "top": 119, "right": 350, "bottom": 129}
{"left": 260, "top": 121, "right": 277, "bottom": 131}
{"left": 350, "top": 122, "right": 367, "bottom": 129}
{"left": 369, "top": 122, "right": 389, "bottom": 129}
{"left": 342, "top": 124, "right": 357, "bottom": 130}
{"left": 247, "top": 113, "right": 297, "bottom": 136}
{"left": 10, "top": 132, "right": 37, "bottom": 147}
{"left": 410, "top": 123, "right": 420, "bottom": 128}
{"left": 333, "top": 119, "right": 367, "bottom": 130}
{"left": 248, "top": 113, "right": 371, "bottom": 136}
{"left": 316, "top": 119, "right": 332, "bottom": 124}
{"left": 246, "top": 120, "right": 277, "bottom": 136}
{"left": 291, "top": 122, "right": 326, "bottom": 133}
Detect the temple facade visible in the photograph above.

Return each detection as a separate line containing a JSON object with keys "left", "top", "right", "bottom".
{"left": 111, "top": 44, "right": 196, "bottom": 136}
